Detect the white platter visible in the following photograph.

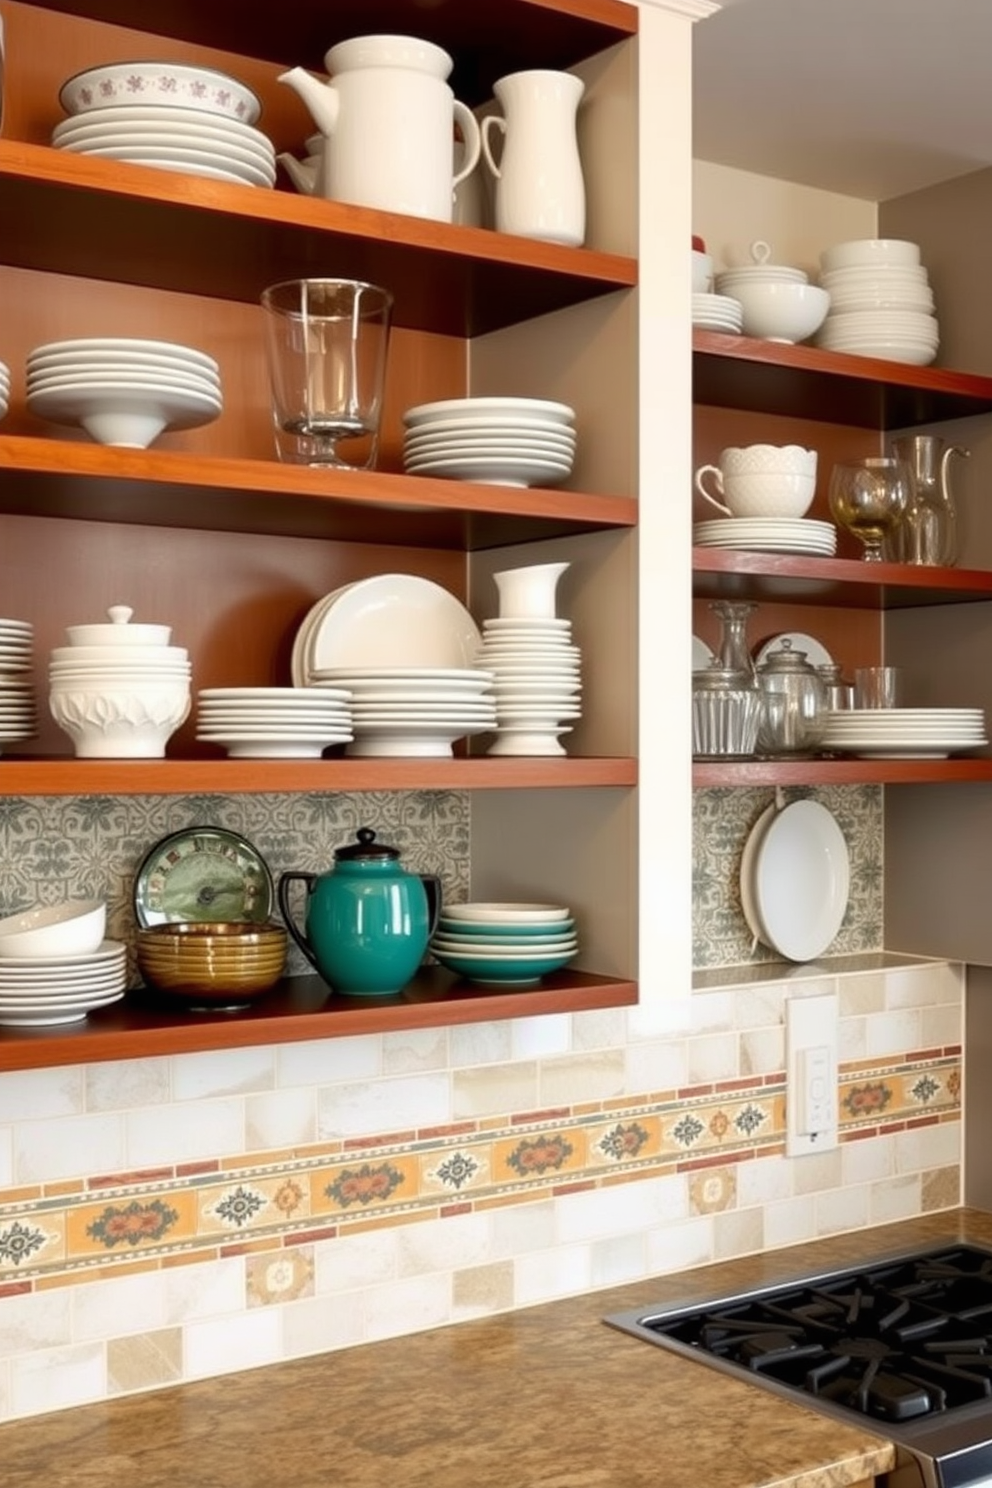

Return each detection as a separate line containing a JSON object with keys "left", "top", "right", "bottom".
{"left": 30, "top": 338, "right": 216, "bottom": 371}
{"left": 748, "top": 800, "right": 850, "bottom": 962}
{"left": 57, "top": 137, "right": 275, "bottom": 185}
{"left": 403, "top": 396, "right": 575, "bottom": 426}
{"left": 305, "top": 575, "right": 481, "bottom": 676}
{"left": 403, "top": 454, "right": 571, "bottom": 486}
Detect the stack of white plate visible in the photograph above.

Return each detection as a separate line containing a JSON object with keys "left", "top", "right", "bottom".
{"left": 51, "top": 105, "right": 275, "bottom": 188}
{"left": 0, "top": 359, "right": 9, "bottom": 421}
{"left": 820, "top": 707, "right": 987, "bottom": 759}
{"left": 0, "top": 619, "right": 38, "bottom": 751}
{"left": 474, "top": 617, "right": 582, "bottom": 757}
{"left": 195, "top": 687, "right": 354, "bottom": 759}
{"left": 816, "top": 239, "right": 938, "bottom": 365}
{"left": 692, "top": 292, "right": 743, "bottom": 333}
{"left": 430, "top": 901, "right": 578, "bottom": 987}
{"left": 693, "top": 517, "right": 837, "bottom": 556}
{"left": 0, "top": 939, "right": 127, "bottom": 1026}
{"left": 27, "top": 337, "right": 222, "bottom": 448}
{"left": 402, "top": 396, "right": 576, "bottom": 488}
{"left": 309, "top": 667, "right": 496, "bottom": 758}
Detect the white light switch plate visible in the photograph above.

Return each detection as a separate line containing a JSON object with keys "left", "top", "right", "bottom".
{"left": 785, "top": 990, "right": 839, "bottom": 1157}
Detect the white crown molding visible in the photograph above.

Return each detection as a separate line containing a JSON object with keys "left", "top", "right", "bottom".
{"left": 631, "top": 0, "right": 721, "bottom": 18}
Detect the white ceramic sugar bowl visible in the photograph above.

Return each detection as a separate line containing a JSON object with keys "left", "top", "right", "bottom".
{"left": 48, "top": 604, "right": 191, "bottom": 758}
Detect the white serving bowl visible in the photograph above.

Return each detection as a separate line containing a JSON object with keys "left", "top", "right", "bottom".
{"left": 819, "top": 238, "right": 921, "bottom": 273}
{"left": 59, "top": 62, "right": 261, "bottom": 125}
{"left": 49, "top": 681, "right": 191, "bottom": 758}
{"left": 733, "top": 281, "right": 830, "bottom": 343}
{"left": 0, "top": 898, "right": 106, "bottom": 958}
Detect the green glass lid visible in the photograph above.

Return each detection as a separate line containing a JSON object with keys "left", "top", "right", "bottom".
{"left": 133, "top": 827, "right": 275, "bottom": 929}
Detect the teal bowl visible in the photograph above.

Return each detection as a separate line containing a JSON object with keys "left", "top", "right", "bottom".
{"left": 431, "top": 946, "right": 578, "bottom": 984}
{"left": 437, "top": 917, "right": 575, "bottom": 940}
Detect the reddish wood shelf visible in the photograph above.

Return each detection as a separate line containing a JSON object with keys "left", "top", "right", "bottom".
{"left": 0, "top": 756, "right": 637, "bottom": 796}
{"left": 694, "top": 330, "right": 992, "bottom": 429}
{"left": 692, "top": 549, "right": 992, "bottom": 609}
{"left": 24, "top": 0, "right": 638, "bottom": 101}
{"left": 0, "top": 968, "right": 638, "bottom": 1071}
{"left": 693, "top": 757, "right": 992, "bottom": 788}
{"left": 0, "top": 435, "right": 637, "bottom": 548}
{"left": 0, "top": 142, "right": 637, "bottom": 336}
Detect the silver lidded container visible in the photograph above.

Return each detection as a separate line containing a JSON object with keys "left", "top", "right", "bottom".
{"left": 692, "top": 664, "right": 762, "bottom": 759}
{"left": 755, "top": 639, "right": 827, "bottom": 757}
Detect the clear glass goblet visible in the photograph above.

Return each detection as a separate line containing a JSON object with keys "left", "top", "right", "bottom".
{"left": 828, "top": 457, "right": 910, "bottom": 562}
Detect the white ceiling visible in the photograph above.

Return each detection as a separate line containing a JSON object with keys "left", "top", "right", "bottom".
{"left": 692, "top": 0, "right": 992, "bottom": 202}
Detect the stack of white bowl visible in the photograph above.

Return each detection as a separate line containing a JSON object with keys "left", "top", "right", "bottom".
{"left": 0, "top": 360, "right": 9, "bottom": 421}
{"left": 49, "top": 604, "right": 191, "bottom": 759}
{"left": 0, "top": 618, "right": 38, "bottom": 751}
{"left": 309, "top": 666, "right": 497, "bottom": 758}
{"left": 53, "top": 61, "right": 274, "bottom": 188}
{"left": 715, "top": 241, "right": 829, "bottom": 344}
{"left": 402, "top": 396, "right": 576, "bottom": 488}
{"left": 816, "top": 239, "right": 938, "bottom": 365}
{"left": 474, "top": 561, "right": 581, "bottom": 757}
{"left": 0, "top": 899, "right": 126, "bottom": 1026}
{"left": 195, "top": 687, "right": 354, "bottom": 759}
{"left": 27, "top": 337, "right": 222, "bottom": 449}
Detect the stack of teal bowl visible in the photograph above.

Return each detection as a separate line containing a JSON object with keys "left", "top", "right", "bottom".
{"left": 430, "top": 901, "right": 577, "bottom": 987}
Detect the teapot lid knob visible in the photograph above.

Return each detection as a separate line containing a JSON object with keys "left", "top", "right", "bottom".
{"left": 334, "top": 827, "right": 400, "bottom": 862}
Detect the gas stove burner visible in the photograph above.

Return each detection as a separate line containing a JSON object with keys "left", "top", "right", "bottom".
{"left": 605, "top": 1243, "right": 992, "bottom": 1488}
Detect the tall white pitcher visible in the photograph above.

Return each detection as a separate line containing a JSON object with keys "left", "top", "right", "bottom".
{"left": 481, "top": 69, "right": 585, "bottom": 247}
{"left": 280, "top": 35, "right": 481, "bottom": 223}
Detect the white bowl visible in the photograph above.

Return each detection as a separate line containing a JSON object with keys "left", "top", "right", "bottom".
{"left": 59, "top": 62, "right": 261, "bottom": 125}
{"left": 733, "top": 282, "right": 830, "bottom": 343}
{"left": 49, "top": 681, "right": 191, "bottom": 758}
{"left": 0, "top": 899, "right": 106, "bottom": 958}
{"left": 819, "top": 238, "right": 921, "bottom": 273}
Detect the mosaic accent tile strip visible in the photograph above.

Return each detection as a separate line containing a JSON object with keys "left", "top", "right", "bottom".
{"left": 0, "top": 1046, "right": 960, "bottom": 1289}
{"left": 694, "top": 785, "right": 883, "bottom": 969}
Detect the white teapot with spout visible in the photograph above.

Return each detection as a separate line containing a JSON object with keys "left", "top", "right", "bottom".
{"left": 279, "top": 34, "right": 481, "bottom": 223}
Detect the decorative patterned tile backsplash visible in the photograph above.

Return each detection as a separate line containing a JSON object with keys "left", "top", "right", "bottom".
{"left": 693, "top": 785, "right": 882, "bottom": 968}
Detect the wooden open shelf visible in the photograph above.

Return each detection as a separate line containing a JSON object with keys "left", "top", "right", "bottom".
{"left": 26, "top": 0, "right": 638, "bottom": 102}
{"left": 0, "top": 142, "right": 637, "bottom": 336}
{"left": 0, "top": 435, "right": 637, "bottom": 548}
{"left": 693, "top": 757, "right": 992, "bottom": 788}
{"left": 0, "top": 756, "right": 637, "bottom": 796}
{"left": 694, "top": 330, "right": 992, "bottom": 429}
{"left": 0, "top": 968, "right": 639, "bottom": 1071}
{"left": 692, "top": 550, "right": 992, "bottom": 609}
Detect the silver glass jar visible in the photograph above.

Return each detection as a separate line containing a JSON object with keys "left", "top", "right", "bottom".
{"left": 755, "top": 642, "right": 827, "bottom": 757}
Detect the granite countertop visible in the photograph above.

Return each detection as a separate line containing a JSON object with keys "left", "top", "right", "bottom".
{"left": 5, "top": 1209, "right": 992, "bottom": 1488}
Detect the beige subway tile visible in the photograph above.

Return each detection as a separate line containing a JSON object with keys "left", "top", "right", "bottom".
{"left": 107, "top": 1327, "right": 182, "bottom": 1395}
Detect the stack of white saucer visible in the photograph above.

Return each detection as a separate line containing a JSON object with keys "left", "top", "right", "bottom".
{"left": 0, "top": 360, "right": 9, "bottom": 421}
{"left": 402, "top": 396, "right": 576, "bottom": 488}
{"left": 195, "top": 687, "right": 354, "bottom": 759}
{"left": 815, "top": 238, "right": 938, "bottom": 365}
{"left": 0, "top": 619, "right": 38, "bottom": 751}
{"left": 691, "top": 292, "right": 743, "bottom": 334}
{"left": 475, "top": 561, "right": 581, "bottom": 757}
{"left": 693, "top": 517, "right": 837, "bottom": 556}
{"left": 26, "top": 337, "right": 223, "bottom": 449}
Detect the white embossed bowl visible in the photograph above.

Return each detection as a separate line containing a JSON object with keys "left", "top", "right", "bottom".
{"left": 0, "top": 899, "right": 106, "bottom": 958}
{"left": 59, "top": 62, "right": 261, "bottom": 124}
{"left": 49, "top": 680, "right": 191, "bottom": 758}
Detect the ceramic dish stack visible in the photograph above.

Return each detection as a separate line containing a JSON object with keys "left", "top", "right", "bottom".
{"left": 0, "top": 940, "right": 127, "bottom": 1026}
{"left": 53, "top": 61, "right": 273, "bottom": 187}
{"left": 0, "top": 359, "right": 9, "bottom": 421}
{"left": 194, "top": 687, "right": 354, "bottom": 758}
{"left": 692, "top": 516, "right": 837, "bottom": 556}
{"left": 474, "top": 560, "right": 581, "bottom": 757}
{"left": 0, "top": 618, "right": 39, "bottom": 752}
{"left": 820, "top": 706, "right": 987, "bottom": 759}
{"left": 430, "top": 901, "right": 578, "bottom": 987}
{"left": 815, "top": 238, "right": 938, "bottom": 365}
{"left": 27, "top": 337, "right": 222, "bottom": 448}
{"left": 691, "top": 292, "right": 743, "bottom": 334}
{"left": 293, "top": 574, "right": 492, "bottom": 757}
{"left": 401, "top": 396, "right": 576, "bottom": 488}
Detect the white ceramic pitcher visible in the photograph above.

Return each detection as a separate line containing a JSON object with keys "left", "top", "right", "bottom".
{"left": 481, "top": 69, "right": 585, "bottom": 247}
{"left": 279, "top": 35, "right": 481, "bottom": 223}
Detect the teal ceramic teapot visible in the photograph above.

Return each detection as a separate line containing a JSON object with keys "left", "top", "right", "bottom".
{"left": 277, "top": 827, "right": 440, "bottom": 996}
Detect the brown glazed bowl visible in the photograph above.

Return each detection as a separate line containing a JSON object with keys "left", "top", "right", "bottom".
{"left": 136, "top": 921, "right": 287, "bottom": 1002}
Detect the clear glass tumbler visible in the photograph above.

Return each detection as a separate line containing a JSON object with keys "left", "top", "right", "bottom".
{"left": 260, "top": 278, "right": 393, "bottom": 469}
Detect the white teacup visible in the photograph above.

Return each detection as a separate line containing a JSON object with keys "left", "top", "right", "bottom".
{"left": 695, "top": 445, "right": 817, "bottom": 518}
